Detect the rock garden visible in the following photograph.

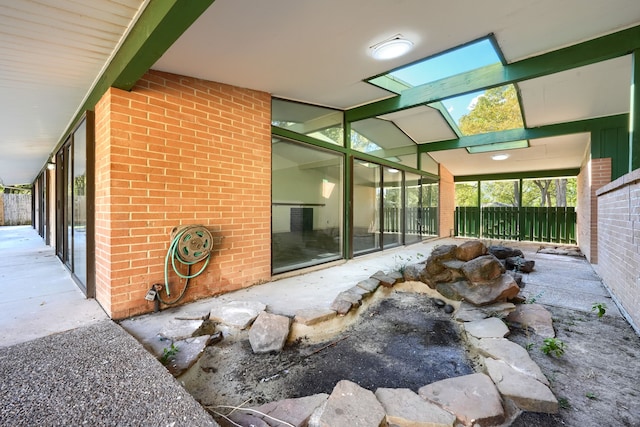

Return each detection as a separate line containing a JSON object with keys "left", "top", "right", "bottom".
{"left": 121, "top": 240, "right": 640, "bottom": 427}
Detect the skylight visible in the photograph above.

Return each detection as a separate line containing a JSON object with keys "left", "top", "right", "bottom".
{"left": 366, "top": 37, "right": 526, "bottom": 138}
{"left": 367, "top": 38, "right": 502, "bottom": 94}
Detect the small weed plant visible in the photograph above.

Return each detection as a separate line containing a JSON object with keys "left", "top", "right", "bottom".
{"left": 558, "top": 397, "right": 571, "bottom": 409}
{"left": 393, "top": 253, "right": 424, "bottom": 274}
{"left": 592, "top": 302, "right": 607, "bottom": 318}
{"left": 526, "top": 291, "right": 544, "bottom": 304}
{"left": 541, "top": 337, "right": 566, "bottom": 357}
{"left": 160, "top": 343, "right": 180, "bottom": 365}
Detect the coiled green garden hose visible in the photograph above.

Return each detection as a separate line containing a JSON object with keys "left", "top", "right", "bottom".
{"left": 157, "top": 225, "right": 213, "bottom": 305}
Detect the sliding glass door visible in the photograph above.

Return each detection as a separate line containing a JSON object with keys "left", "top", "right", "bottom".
{"left": 383, "top": 167, "right": 403, "bottom": 248}
{"left": 54, "top": 115, "right": 92, "bottom": 295}
{"left": 353, "top": 160, "right": 438, "bottom": 256}
{"left": 353, "top": 160, "right": 381, "bottom": 254}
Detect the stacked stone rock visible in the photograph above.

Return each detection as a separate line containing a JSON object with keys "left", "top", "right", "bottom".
{"left": 404, "top": 241, "right": 535, "bottom": 307}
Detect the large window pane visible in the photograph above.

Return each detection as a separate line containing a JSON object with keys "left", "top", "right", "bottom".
{"left": 272, "top": 99, "right": 344, "bottom": 146}
{"left": 272, "top": 138, "right": 343, "bottom": 273}
{"left": 73, "top": 120, "right": 87, "bottom": 286}
{"left": 353, "top": 160, "right": 381, "bottom": 255}
{"left": 420, "top": 153, "right": 439, "bottom": 175}
{"left": 351, "top": 118, "right": 416, "bottom": 163}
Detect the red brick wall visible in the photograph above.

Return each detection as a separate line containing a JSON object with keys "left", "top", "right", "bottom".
{"left": 596, "top": 168, "right": 640, "bottom": 331}
{"left": 439, "top": 165, "right": 455, "bottom": 237}
{"left": 94, "top": 70, "right": 272, "bottom": 319}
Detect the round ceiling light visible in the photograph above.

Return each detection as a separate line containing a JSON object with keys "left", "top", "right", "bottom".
{"left": 491, "top": 154, "right": 510, "bottom": 161}
{"left": 371, "top": 35, "right": 413, "bottom": 60}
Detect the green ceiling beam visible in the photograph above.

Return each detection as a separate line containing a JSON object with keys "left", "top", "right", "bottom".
{"left": 347, "top": 25, "right": 640, "bottom": 123}
{"left": 455, "top": 168, "right": 580, "bottom": 182}
{"left": 630, "top": 50, "right": 640, "bottom": 172}
{"left": 419, "top": 114, "right": 629, "bottom": 153}
{"left": 111, "top": 0, "right": 215, "bottom": 90}
{"left": 53, "top": 0, "right": 214, "bottom": 154}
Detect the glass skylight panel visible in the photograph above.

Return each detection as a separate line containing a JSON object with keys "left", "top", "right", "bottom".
{"left": 366, "top": 38, "right": 526, "bottom": 138}
{"left": 367, "top": 38, "right": 501, "bottom": 94}
{"left": 448, "top": 84, "right": 525, "bottom": 136}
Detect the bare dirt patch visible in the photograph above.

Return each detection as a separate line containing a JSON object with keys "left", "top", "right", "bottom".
{"left": 180, "top": 291, "right": 475, "bottom": 412}
{"left": 509, "top": 305, "right": 640, "bottom": 427}
{"left": 178, "top": 287, "right": 640, "bottom": 427}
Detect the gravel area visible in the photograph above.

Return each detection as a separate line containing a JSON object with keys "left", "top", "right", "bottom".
{"left": 0, "top": 320, "right": 217, "bottom": 427}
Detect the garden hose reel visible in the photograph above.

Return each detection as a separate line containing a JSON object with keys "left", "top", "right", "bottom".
{"left": 157, "top": 225, "right": 214, "bottom": 302}
{"left": 170, "top": 224, "right": 213, "bottom": 263}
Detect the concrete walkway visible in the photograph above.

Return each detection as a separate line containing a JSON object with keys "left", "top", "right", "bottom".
{"left": 0, "top": 226, "right": 108, "bottom": 347}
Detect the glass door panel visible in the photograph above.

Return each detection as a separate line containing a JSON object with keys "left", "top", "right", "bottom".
{"left": 422, "top": 181, "right": 439, "bottom": 236}
{"left": 66, "top": 144, "right": 73, "bottom": 269}
{"left": 382, "top": 167, "right": 402, "bottom": 248}
{"left": 353, "top": 160, "right": 381, "bottom": 255}
{"left": 405, "top": 172, "right": 422, "bottom": 245}
{"left": 55, "top": 144, "right": 69, "bottom": 262}
{"left": 73, "top": 121, "right": 87, "bottom": 287}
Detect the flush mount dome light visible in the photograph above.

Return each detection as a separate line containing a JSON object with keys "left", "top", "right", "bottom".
{"left": 371, "top": 34, "right": 413, "bottom": 60}
{"left": 491, "top": 154, "right": 510, "bottom": 161}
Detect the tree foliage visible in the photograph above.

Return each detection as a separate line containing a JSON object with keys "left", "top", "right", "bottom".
{"left": 454, "top": 85, "right": 577, "bottom": 207}
{"left": 522, "top": 178, "right": 576, "bottom": 207}
{"left": 458, "top": 85, "right": 524, "bottom": 135}
{"left": 455, "top": 183, "right": 478, "bottom": 207}
{"left": 481, "top": 180, "right": 519, "bottom": 206}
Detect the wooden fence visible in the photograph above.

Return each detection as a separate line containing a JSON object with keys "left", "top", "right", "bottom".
{"left": 1, "top": 193, "right": 32, "bottom": 226}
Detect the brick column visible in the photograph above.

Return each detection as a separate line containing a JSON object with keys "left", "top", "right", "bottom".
{"left": 439, "top": 165, "right": 455, "bottom": 238}
{"left": 589, "top": 157, "right": 612, "bottom": 263}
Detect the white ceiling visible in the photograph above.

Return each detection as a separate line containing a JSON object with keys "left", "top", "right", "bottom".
{"left": 519, "top": 56, "right": 632, "bottom": 127}
{"left": 0, "top": 0, "right": 146, "bottom": 185}
{"left": 153, "top": 0, "right": 639, "bottom": 177}
{"left": 1, "top": 0, "right": 639, "bottom": 185}
{"left": 429, "top": 134, "right": 591, "bottom": 176}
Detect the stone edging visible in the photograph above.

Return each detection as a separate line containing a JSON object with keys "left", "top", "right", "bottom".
{"left": 212, "top": 269, "right": 559, "bottom": 426}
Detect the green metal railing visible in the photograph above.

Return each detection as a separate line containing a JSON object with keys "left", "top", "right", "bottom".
{"left": 384, "top": 207, "right": 438, "bottom": 236}
{"left": 455, "top": 206, "right": 576, "bottom": 244}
